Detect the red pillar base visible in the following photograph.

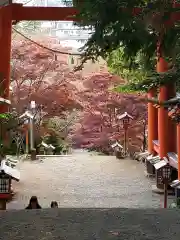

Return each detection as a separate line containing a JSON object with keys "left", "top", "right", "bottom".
{"left": 167, "top": 84, "right": 176, "bottom": 152}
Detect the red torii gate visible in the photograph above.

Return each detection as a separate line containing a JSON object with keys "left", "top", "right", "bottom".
{"left": 1, "top": 2, "right": 180, "bottom": 181}
{"left": 0, "top": 3, "right": 77, "bottom": 113}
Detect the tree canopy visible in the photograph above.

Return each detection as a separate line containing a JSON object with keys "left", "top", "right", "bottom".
{"left": 106, "top": 47, "right": 154, "bottom": 93}
{"left": 66, "top": 0, "right": 180, "bottom": 92}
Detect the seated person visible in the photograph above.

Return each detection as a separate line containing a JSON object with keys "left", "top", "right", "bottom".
{"left": 25, "top": 196, "right": 42, "bottom": 209}
{"left": 50, "top": 201, "right": 58, "bottom": 208}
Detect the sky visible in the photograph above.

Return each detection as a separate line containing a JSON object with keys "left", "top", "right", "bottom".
{"left": 13, "top": 0, "right": 69, "bottom": 6}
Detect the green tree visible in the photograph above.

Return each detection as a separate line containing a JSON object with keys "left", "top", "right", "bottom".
{"left": 0, "top": 111, "right": 22, "bottom": 156}
{"left": 106, "top": 47, "right": 155, "bottom": 92}
{"left": 67, "top": 0, "right": 180, "bottom": 92}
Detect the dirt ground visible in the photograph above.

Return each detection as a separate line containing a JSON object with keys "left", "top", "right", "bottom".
{"left": 7, "top": 151, "right": 170, "bottom": 209}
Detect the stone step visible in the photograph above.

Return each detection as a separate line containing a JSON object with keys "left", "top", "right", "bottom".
{"left": 0, "top": 209, "right": 180, "bottom": 240}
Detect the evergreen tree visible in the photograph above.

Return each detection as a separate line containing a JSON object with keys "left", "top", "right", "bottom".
{"left": 65, "top": 0, "right": 180, "bottom": 92}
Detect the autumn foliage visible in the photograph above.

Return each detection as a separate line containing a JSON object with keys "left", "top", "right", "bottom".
{"left": 11, "top": 36, "right": 82, "bottom": 117}
{"left": 70, "top": 72, "right": 147, "bottom": 153}
{"left": 11, "top": 35, "right": 147, "bottom": 153}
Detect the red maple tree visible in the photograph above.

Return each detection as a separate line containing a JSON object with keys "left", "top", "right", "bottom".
{"left": 70, "top": 71, "right": 147, "bottom": 153}
{"left": 10, "top": 35, "right": 147, "bottom": 154}
{"left": 11, "top": 37, "right": 82, "bottom": 117}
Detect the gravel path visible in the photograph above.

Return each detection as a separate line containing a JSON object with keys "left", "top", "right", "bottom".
{"left": 0, "top": 208, "right": 180, "bottom": 240}
{"left": 7, "top": 152, "right": 171, "bottom": 209}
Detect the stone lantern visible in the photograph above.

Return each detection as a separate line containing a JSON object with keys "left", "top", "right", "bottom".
{"left": 0, "top": 159, "right": 20, "bottom": 210}
{"left": 111, "top": 141, "right": 123, "bottom": 159}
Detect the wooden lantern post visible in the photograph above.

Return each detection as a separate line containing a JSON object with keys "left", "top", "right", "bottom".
{"left": 22, "top": 121, "right": 29, "bottom": 154}
{"left": 162, "top": 165, "right": 172, "bottom": 208}
{"left": 154, "top": 159, "right": 171, "bottom": 208}
{"left": 117, "top": 112, "right": 133, "bottom": 156}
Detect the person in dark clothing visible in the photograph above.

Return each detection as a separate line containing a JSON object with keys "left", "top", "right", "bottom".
{"left": 25, "top": 196, "right": 42, "bottom": 209}
{"left": 50, "top": 201, "right": 58, "bottom": 208}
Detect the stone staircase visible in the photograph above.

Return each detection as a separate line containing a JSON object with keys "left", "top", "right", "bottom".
{"left": 0, "top": 208, "right": 180, "bottom": 240}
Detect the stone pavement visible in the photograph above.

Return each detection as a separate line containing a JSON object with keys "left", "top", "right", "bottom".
{"left": 0, "top": 208, "right": 180, "bottom": 240}
{"left": 7, "top": 152, "right": 170, "bottom": 209}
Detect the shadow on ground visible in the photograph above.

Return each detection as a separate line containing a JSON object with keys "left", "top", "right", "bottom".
{"left": 0, "top": 208, "right": 180, "bottom": 239}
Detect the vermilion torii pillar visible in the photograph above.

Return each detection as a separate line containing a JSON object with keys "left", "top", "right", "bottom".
{"left": 147, "top": 56, "right": 177, "bottom": 158}
{"left": 147, "top": 2, "right": 180, "bottom": 158}
{"left": 167, "top": 84, "right": 177, "bottom": 153}
{"left": 147, "top": 56, "right": 176, "bottom": 159}
{"left": 177, "top": 124, "right": 180, "bottom": 180}
{"left": 157, "top": 58, "right": 169, "bottom": 159}
{"left": 0, "top": 5, "right": 12, "bottom": 113}
{"left": 147, "top": 88, "right": 158, "bottom": 155}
